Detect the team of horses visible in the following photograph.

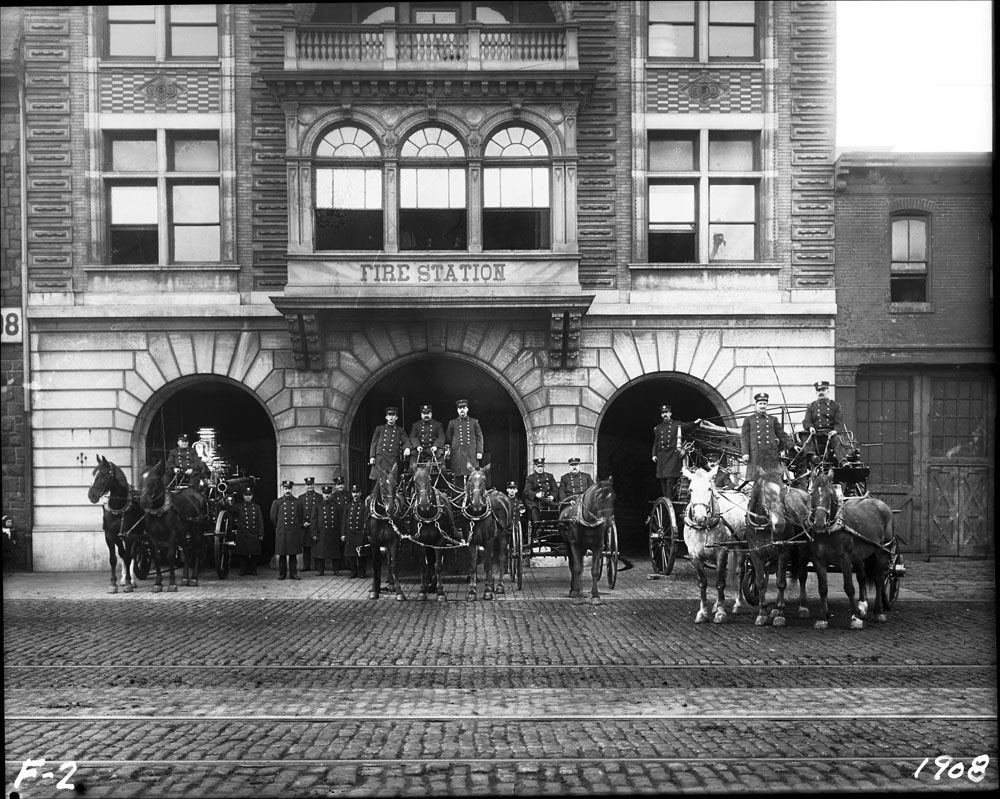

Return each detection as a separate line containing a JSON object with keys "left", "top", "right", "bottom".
{"left": 89, "top": 452, "right": 899, "bottom": 628}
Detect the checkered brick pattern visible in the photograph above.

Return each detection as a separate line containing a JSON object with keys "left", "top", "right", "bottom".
{"left": 646, "top": 70, "right": 764, "bottom": 114}
{"left": 100, "top": 70, "right": 221, "bottom": 113}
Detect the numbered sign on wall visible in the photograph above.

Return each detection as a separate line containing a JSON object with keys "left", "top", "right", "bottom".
{"left": 2, "top": 308, "right": 23, "bottom": 344}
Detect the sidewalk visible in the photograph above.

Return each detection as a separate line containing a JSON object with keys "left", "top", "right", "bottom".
{"left": 3, "top": 555, "right": 994, "bottom": 603}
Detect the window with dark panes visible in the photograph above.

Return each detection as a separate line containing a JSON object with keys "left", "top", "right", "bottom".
{"left": 890, "top": 216, "right": 928, "bottom": 302}
{"left": 856, "top": 375, "right": 913, "bottom": 485}
{"left": 314, "top": 126, "right": 384, "bottom": 251}
{"left": 648, "top": 1, "right": 756, "bottom": 61}
{"left": 648, "top": 130, "right": 758, "bottom": 262}
{"left": 399, "top": 127, "right": 467, "bottom": 251}
{"left": 483, "top": 126, "right": 551, "bottom": 250}
{"left": 104, "top": 130, "right": 221, "bottom": 264}
{"left": 930, "top": 376, "right": 989, "bottom": 458}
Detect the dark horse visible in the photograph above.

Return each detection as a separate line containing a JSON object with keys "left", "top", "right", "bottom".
{"left": 460, "top": 465, "right": 511, "bottom": 600}
{"left": 744, "top": 468, "right": 811, "bottom": 626}
{"left": 559, "top": 479, "right": 616, "bottom": 605}
{"left": 87, "top": 454, "right": 145, "bottom": 594}
{"left": 408, "top": 464, "right": 460, "bottom": 601}
{"left": 806, "top": 466, "right": 896, "bottom": 629}
{"left": 138, "top": 461, "right": 206, "bottom": 592}
{"left": 367, "top": 463, "right": 406, "bottom": 601}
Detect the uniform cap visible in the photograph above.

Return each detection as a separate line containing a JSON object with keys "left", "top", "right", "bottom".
{"left": 814, "top": 380, "right": 831, "bottom": 391}
{"left": 754, "top": 392, "right": 769, "bottom": 403}
{"left": 332, "top": 476, "right": 345, "bottom": 485}
{"left": 321, "top": 485, "right": 333, "bottom": 495}
{"left": 385, "top": 406, "right": 399, "bottom": 415}
{"left": 242, "top": 487, "right": 254, "bottom": 495}
{"left": 304, "top": 477, "right": 315, "bottom": 485}
{"left": 456, "top": 399, "right": 469, "bottom": 408}
{"left": 659, "top": 404, "right": 671, "bottom": 413}
{"left": 420, "top": 404, "right": 432, "bottom": 413}
{"left": 568, "top": 457, "right": 581, "bottom": 465}
{"left": 350, "top": 484, "right": 361, "bottom": 493}
{"left": 533, "top": 457, "right": 545, "bottom": 466}
{"left": 506, "top": 481, "right": 518, "bottom": 489}
{"left": 177, "top": 433, "right": 189, "bottom": 443}
{"left": 281, "top": 480, "right": 294, "bottom": 488}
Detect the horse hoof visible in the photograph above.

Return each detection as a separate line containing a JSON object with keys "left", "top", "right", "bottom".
{"left": 573, "top": 596, "right": 587, "bottom": 605}
{"left": 495, "top": 584, "right": 505, "bottom": 596}
{"left": 849, "top": 616, "right": 864, "bottom": 630}
{"left": 798, "top": 607, "right": 810, "bottom": 619}
{"left": 166, "top": 585, "right": 177, "bottom": 593}
{"left": 713, "top": 611, "right": 728, "bottom": 624}
{"left": 467, "top": 591, "right": 477, "bottom": 601}
{"left": 396, "top": 593, "right": 406, "bottom": 602}
{"left": 857, "top": 600, "right": 869, "bottom": 618}
{"left": 694, "top": 610, "right": 709, "bottom": 624}
{"left": 589, "top": 596, "right": 602, "bottom": 606}
{"left": 484, "top": 592, "right": 494, "bottom": 601}
{"left": 123, "top": 584, "right": 134, "bottom": 593}
{"left": 181, "top": 578, "right": 189, "bottom": 587}
{"left": 769, "top": 607, "right": 781, "bottom": 619}
{"left": 772, "top": 615, "right": 787, "bottom": 628}
{"left": 152, "top": 585, "right": 162, "bottom": 594}
{"left": 754, "top": 615, "right": 769, "bottom": 626}
{"left": 108, "top": 585, "right": 118, "bottom": 594}
{"left": 437, "top": 594, "right": 447, "bottom": 602}
{"left": 876, "top": 613, "right": 887, "bottom": 624}
{"left": 368, "top": 591, "right": 378, "bottom": 600}
{"left": 417, "top": 593, "right": 428, "bottom": 601}
{"left": 814, "top": 620, "right": 829, "bottom": 630}
{"left": 190, "top": 579, "right": 198, "bottom": 587}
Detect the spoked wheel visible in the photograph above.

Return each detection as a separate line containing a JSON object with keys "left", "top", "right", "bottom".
{"left": 605, "top": 519, "right": 619, "bottom": 589}
{"left": 133, "top": 538, "right": 152, "bottom": 580}
{"left": 509, "top": 519, "right": 524, "bottom": 590}
{"left": 648, "top": 501, "right": 676, "bottom": 575}
{"left": 740, "top": 554, "right": 760, "bottom": 606}
{"left": 215, "top": 511, "right": 233, "bottom": 579}
{"left": 881, "top": 538, "right": 903, "bottom": 611}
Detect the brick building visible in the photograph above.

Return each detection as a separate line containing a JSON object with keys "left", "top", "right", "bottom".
{"left": 6, "top": 2, "right": 841, "bottom": 570}
{"left": 834, "top": 152, "right": 994, "bottom": 557}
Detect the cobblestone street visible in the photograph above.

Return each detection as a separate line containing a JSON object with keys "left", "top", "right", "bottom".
{"left": 4, "top": 557, "right": 997, "bottom": 797}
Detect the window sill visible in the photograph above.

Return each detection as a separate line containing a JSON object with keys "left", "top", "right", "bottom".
{"left": 888, "top": 302, "right": 933, "bottom": 314}
{"left": 83, "top": 263, "right": 239, "bottom": 272}
{"left": 98, "top": 58, "right": 222, "bottom": 68}
{"left": 629, "top": 261, "right": 779, "bottom": 271}
{"left": 646, "top": 60, "right": 763, "bottom": 68}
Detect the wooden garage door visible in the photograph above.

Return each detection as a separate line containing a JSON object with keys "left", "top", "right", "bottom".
{"left": 928, "top": 466, "right": 991, "bottom": 557}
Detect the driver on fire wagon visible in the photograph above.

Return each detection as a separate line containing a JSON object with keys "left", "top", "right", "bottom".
{"left": 166, "top": 433, "right": 210, "bottom": 488}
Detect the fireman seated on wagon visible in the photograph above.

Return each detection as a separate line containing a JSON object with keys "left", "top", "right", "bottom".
{"left": 166, "top": 433, "right": 210, "bottom": 488}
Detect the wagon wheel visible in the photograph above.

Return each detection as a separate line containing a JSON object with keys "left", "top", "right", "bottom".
{"left": 509, "top": 518, "right": 524, "bottom": 590}
{"left": 740, "top": 554, "right": 760, "bottom": 606}
{"left": 881, "top": 538, "right": 902, "bottom": 610}
{"left": 648, "top": 501, "right": 668, "bottom": 574}
{"left": 215, "top": 510, "right": 233, "bottom": 579}
{"left": 605, "top": 519, "right": 619, "bottom": 589}
{"left": 133, "top": 536, "right": 152, "bottom": 580}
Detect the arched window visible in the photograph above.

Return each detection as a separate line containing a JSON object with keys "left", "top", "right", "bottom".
{"left": 890, "top": 214, "right": 929, "bottom": 302}
{"left": 482, "top": 125, "right": 551, "bottom": 250}
{"left": 399, "top": 127, "right": 467, "bottom": 250}
{"left": 314, "top": 125, "right": 383, "bottom": 251}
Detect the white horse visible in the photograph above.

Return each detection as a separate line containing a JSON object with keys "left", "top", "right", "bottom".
{"left": 682, "top": 465, "right": 749, "bottom": 624}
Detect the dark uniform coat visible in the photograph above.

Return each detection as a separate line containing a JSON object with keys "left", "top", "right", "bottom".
{"left": 446, "top": 416, "right": 484, "bottom": 474}
{"left": 296, "top": 489, "right": 321, "bottom": 549}
{"left": 270, "top": 495, "right": 303, "bottom": 556}
{"left": 408, "top": 419, "right": 446, "bottom": 459}
{"left": 802, "top": 397, "right": 844, "bottom": 435}
{"left": 741, "top": 412, "right": 792, "bottom": 474}
{"left": 166, "top": 447, "right": 209, "bottom": 483}
{"left": 652, "top": 420, "right": 684, "bottom": 479}
{"left": 523, "top": 470, "right": 557, "bottom": 512}
{"left": 369, "top": 423, "right": 406, "bottom": 480}
{"left": 341, "top": 497, "right": 368, "bottom": 559}
{"left": 558, "top": 470, "right": 595, "bottom": 502}
{"left": 233, "top": 499, "right": 263, "bottom": 557}
{"left": 313, "top": 496, "right": 343, "bottom": 561}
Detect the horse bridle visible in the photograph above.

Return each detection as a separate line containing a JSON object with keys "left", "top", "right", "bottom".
{"left": 461, "top": 474, "right": 492, "bottom": 522}
{"left": 685, "top": 483, "right": 722, "bottom": 531}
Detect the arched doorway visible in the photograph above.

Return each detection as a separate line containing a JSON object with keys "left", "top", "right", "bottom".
{"left": 347, "top": 355, "right": 527, "bottom": 491}
{"left": 597, "top": 373, "right": 732, "bottom": 555}
{"left": 142, "top": 377, "right": 279, "bottom": 559}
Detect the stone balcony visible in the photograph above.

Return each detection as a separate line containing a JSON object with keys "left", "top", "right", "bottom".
{"left": 283, "top": 24, "right": 579, "bottom": 72}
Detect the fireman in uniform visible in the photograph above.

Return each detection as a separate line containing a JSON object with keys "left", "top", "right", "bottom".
{"left": 505, "top": 480, "right": 526, "bottom": 521}
{"left": 652, "top": 405, "right": 701, "bottom": 500}
{"left": 523, "top": 457, "right": 557, "bottom": 530}
{"left": 445, "top": 399, "right": 484, "bottom": 486}
{"left": 408, "top": 403, "right": 446, "bottom": 469}
{"left": 328, "top": 476, "right": 349, "bottom": 572}
{"left": 558, "top": 457, "right": 595, "bottom": 502}
{"left": 234, "top": 485, "right": 264, "bottom": 576}
{"left": 369, "top": 406, "right": 408, "bottom": 481}
{"left": 312, "top": 484, "right": 343, "bottom": 576}
{"left": 341, "top": 484, "right": 368, "bottom": 579}
{"left": 801, "top": 380, "right": 846, "bottom": 464}
{"left": 296, "top": 477, "right": 321, "bottom": 571}
{"left": 741, "top": 392, "right": 793, "bottom": 477}
{"left": 166, "top": 433, "right": 209, "bottom": 488}
{"left": 270, "top": 479, "right": 303, "bottom": 580}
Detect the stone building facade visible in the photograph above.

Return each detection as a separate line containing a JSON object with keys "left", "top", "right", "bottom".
{"left": 8, "top": 2, "right": 840, "bottom": 570}
{"left": 834, "top": 152, "right": 994, "bottom": 557}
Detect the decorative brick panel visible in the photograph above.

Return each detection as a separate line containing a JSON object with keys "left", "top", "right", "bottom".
{"left": 99, "top": 69, "right": 222, "bottom": 113}
{"left": 646, "top": 68, "right": 765, "bottom": 113}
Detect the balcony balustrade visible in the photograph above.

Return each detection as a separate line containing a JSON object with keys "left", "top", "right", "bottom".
{"left": 284, "top": 24, "right": 579, "bottom": 72}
